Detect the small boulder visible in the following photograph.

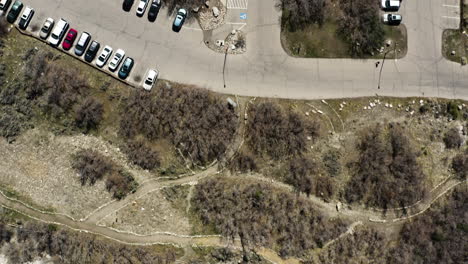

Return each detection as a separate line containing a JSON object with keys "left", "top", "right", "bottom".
{"left": 212, "top": 6, "right": 220, "bottom": 17}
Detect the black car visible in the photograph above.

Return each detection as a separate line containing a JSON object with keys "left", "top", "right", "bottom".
{"left": 0, "top": 0, "right": 12, "bottom": 12}
{"left": 118, "top": 57, "right": 134, "bottom": 79}
{"left": 147, "top": 0, "right": 160, "bottom": 22}
{"left": 122, "top": 0, "right": 134, "bottom": 12}
{"left": 6, "top": 0, "right": 22, "bottom": 23}
{"left": 84, "top": 40, "right": 100, "bottom": 63}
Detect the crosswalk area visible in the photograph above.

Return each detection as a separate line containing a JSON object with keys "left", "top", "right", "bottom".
{"left": 227, "top": 0, "right": 248, "bottom": 9}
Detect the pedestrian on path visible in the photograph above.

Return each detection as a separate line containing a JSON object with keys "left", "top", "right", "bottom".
{"left": 375, "top": 61, "right": 380, "bottom": 68}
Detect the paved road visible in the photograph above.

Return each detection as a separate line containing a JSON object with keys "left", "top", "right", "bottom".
{"left": 20, "top": 0, "right": 468, "bottom": 100}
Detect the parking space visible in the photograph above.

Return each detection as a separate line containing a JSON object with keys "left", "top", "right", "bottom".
{"left": 441, "top": 0, "right": 460, "bottom": 29}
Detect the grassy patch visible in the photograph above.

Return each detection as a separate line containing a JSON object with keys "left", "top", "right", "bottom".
{"left": 282, "top": 22, "right": 407, "bottom": 59}
{"left": 442, "top": 29, "right": 467, "bottom": 64}
{"left": 281, "top": 3, "right": 407, "bottom": 59}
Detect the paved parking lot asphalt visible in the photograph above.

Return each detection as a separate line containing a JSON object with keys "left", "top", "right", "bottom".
{"left": 13, "top": 0, "right": 468, "bottom": 100}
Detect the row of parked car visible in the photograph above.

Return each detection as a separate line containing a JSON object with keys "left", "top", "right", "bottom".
{"left": 0, "top": 0, "right": 159, "bottom": 90}
{"left": 381, "top": 0, "right": 402, "bottom": 25}
{"left": 122, "top": 0, "right": 187, "bottom": 32}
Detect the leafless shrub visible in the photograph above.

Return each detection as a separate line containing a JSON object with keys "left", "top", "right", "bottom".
{"left": 316, "top": 226, "right": 387, "bottom": 263}
{"left": 287, "top": 157, "right": 315, "bottom": 196}
{"left": 322, "top": 149, "right": 342, "bottom": 177}
{"left": 120, "top": 87, "right": 237, "bottom": 165}
{"left": 2, "top": 221, "right": 179, "bottom": 263}
{"left": 72, "top": 149, "right": 113, "bottom": 185}
{"left": 452, "top": 151, "right": 467, "bottom": 180}
{"left": 345, "top": 124, "right": 427, "bottom": 209}
{"left": 124, "top": 137, "right": 161, "bottom": 170}
{"left": 228, "top": 151, "right": 257, "bottom": 173}
{"left": 74, "top": 97, "right": 104, "bottom": 133}
{"left": 387, "top": 187, "right": 467, "bottom": 263}
{"left": 246, "top": 102, "right": 320, "bottom": 159}
{"left": 279, "top": 0, "right": 327, "bottom": 31}
{"left": 192, "top": 177, "right": 347, "bottom": 259}
{"left": 443, "top": 127, "right": 463, "bottom": 149}
{"left": 72, "top": 149, "right": 138, "bottom": 199}
{"left": 105, "top": 170, "right": 138, "bottom": 199}
{"left": 0, "top": 19, "right": 9, "bottom": 38}
{"left": 337, "top": 0, "right": 384, "bottom": 56}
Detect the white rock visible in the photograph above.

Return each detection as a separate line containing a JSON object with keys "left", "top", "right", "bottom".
{"left": 385, "top": 103, "right": 389, "bottom": 107}
{"left": 317, "top": 110, "right": 324, "bottom": 114}
{"left": 389, "top": 104, "right": 393, "bottom": 108}
{"left": 312, "top": 110, "right": 317, "bottom": 114}
{"left": 212, "top": 7, "right": 220, "bottom": 17}
{"left": 321, "top": 100, "right": 327, "bottom": 104}
{"left": 305, "top": 112, "right": 310, "bottom": 116}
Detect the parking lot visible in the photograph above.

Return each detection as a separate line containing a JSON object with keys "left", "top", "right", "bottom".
{"left": 3, "top": 0, "right": 468, "bottom": 100}
{"left": 441, "top": 0, "right": 461, "bottom": 29}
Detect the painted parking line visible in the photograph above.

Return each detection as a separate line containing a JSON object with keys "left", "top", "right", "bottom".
{"left": 442, "top": 4, "right": 459, "bottom": 8}
{"left": 227, "top": 0, "right": 248, "bottom": 9}
{"left": 442, "top": 16, "right": 460, "bottom": 19}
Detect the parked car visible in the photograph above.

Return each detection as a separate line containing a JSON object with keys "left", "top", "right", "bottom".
{"left": 382, "top": 14, "right": 402, "bottom": 25}
{"left": 143, "top": 69, "right": 158, "bottom": 90}
{"left": 108, "top": 49, "right": 125, "bottom": 72}
{"left": 122, "top": 0, "right": 134, "bottom": 12}
{"left": 147, "top": 0, "right": 160, "bottom": 22}
{"left": 39, "top": 18, "right": 54, "bottom": 39}
{"left": 62, "top": 28, "right": 78, "bottom": 50}
{"left": 0, "top": 0, "right": 12, "bottom": 13}
{"left": 6, "top": 0, "right": 22, "bottom": 23}
{"left": 381, "top": 0, "right": 400, "bottom": 11}
{"left": 136, "top": 0, "right": 148, "bottom": 16}
{"left": 95, "top": 45, "right": 113, "bottom": 67}
{"left": 74, "top": 32, "right": 91, "bottom": 56}
{"left": 48, "top": 18, "right": 69, "bottom": 46}
{"left": 172, "top": 8, "right": 187, "bottom": 32}
{"left": 84, "top": 40, "right": 100, "bottom": 62}
{"left": 118, "top": 57, "right": 134, "bottom": 79}
{"left": 18, "top": 6, "right": 33, "bottom": 30}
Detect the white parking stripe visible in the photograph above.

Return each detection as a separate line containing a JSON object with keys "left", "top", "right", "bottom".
{"left": 442, "top": 4, "right": 459, "bottom": 8}
{"left": 227, "top": 0, "right": 248, "bottom": 9}
{"left": 442, "top": 16, "right": 460, "bottom": 19}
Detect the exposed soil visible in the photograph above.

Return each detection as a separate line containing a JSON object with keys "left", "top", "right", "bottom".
{"left": 98, "top": 187, "right": 192, "bottom": 235}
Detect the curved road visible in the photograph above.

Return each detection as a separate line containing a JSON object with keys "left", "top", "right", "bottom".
{"left": 24, "top": 0, "right": 468, "bottom": 100}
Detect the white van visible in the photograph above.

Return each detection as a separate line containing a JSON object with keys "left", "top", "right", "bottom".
{"left": 381, "top": 0, "right": 400, "bottom": 11}
{"left": 48, "top": 18, "right": 69, "bottom": 47}
{"left": 0, "top": 0, "right": 12, "bottom": 11}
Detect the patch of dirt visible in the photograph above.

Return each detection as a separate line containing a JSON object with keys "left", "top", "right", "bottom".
{"left": 98, "top": 187, "right": 192, "bottom": 235}
{"left": 0, "top": 129, "right": 113, "bottom": 219}
{"left": 197, "top": 0, "right": 226, "bottom": 31}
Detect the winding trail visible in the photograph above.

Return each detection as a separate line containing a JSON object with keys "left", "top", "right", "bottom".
{"left": 0, "top": 166, "right": 465, "bottom": 263}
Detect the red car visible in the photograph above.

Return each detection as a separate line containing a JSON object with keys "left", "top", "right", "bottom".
{"left": 62, "top": 28, "right": 78, "bottom": 50}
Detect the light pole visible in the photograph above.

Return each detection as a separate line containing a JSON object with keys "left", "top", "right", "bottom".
{"left": 222, "top": 45, "right": 228, "bottom": 88}
{"left": 377, "top": 42, "right": 397, "bottom": 89}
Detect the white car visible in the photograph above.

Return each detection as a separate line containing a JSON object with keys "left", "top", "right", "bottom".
{"left": 18, "top": 6, "right": 34, "bottom": 30}
{"left": 136, "top": 0, "right": 148, "bottom": 16}
{"left": 108, "top": 49, "right": 125, "bottom": 72}
{"left": 48, "top": 18, "right": 69, "bottom": 47}
{"left": 382, "top": 14, "right": 402, "bottom": 25}
{"left": 40, "top": 17, "right": 54, "bottom": 39}
{"left": 143, "top": 69, "right": 159, "bottom": 90}
{"left": 381, "top": 0, "right": 400, "bottom": 11}
{"left": 95, "top": 45, "right": 113, "bottom": 68}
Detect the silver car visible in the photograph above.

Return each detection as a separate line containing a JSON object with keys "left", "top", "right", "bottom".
{"left": 40, "top": 17, "right": 54, "bottom": 39}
